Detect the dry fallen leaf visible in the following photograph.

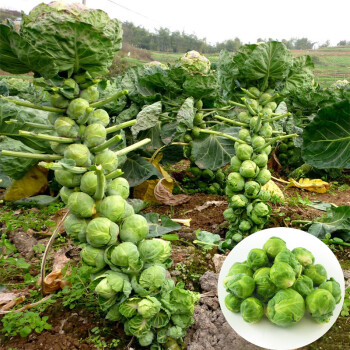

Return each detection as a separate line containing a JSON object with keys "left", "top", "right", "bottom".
{"left": 39, "top": 269, "right": 71, "bottom": 295}
{"left": 286, "top": 178, "right": 331, "bottom": 193}
{"left": 262, "top": 180, "right": 285, "bottom": 200}
{"left": 154, "top": 179, "right": 190, "bottom": 206}
{"left": 0, "top": 292, "right": 26, "bottom": 311}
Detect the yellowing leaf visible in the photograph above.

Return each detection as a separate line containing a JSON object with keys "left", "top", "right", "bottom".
{"left": 4, "top": 165, "right": 48, "bottom": 201}
{"left": 286, "top": 178, "right": 331, "bottom": 193}
{"left": 262, "top": 180, "right": 285, "bottom": 200}
{"left": 133, "top": 154, "right": 173, "bottom": 204}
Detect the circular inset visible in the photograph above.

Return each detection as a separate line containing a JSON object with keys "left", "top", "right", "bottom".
{"left": 218, "top": 227, "right": 345, "bottom": 350}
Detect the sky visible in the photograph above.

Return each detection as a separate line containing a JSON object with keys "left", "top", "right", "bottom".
{"left": 1, "top": 0, "right": 350, "bottom": 46}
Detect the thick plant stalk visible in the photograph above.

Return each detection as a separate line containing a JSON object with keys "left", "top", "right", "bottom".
{"left": 93, "top": 165, "right": 105, "bottom": 201}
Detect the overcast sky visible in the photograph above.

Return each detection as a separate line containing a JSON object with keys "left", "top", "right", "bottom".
{"left": 2, "top": 0, "right": 349, "bottom": 46}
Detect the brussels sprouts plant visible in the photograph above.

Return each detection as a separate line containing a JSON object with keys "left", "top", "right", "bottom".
{"left": 216, "top": 88, "right": 298, "bottom": 250}
{"left": 0, "top": 2, "right": 199, "bottom": 348}
{"left": 223, "top": 237, "right": 342, "bottom": 327}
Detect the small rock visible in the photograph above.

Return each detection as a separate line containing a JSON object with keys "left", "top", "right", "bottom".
{"left": 8, "top": 229, "right": 38, "bottom": 258}
{"left": 212, "top": 254, "right": 226, "bottom": 273}
{"left": 171, "top": 270, "right": 181, "bottom": 276}
{"left": 199, "top": 271, "right": 218, "bottom": 293}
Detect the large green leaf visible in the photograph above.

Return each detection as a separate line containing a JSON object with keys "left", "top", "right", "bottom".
{"left": 176, "top": 97, "right": 195, "bottom": 133}
{"left": 142, "top": 213, "right": 181, "bottom": 237}
{"left": 121, "top": 154, "right": 161, "bottom": 187}
{"left": 191, "top": 125, "right": 240, "bottom": 170}
{"left": 131, "top": 102, "right": 162, "bottom": 139}
{"left": 0, "top": 137, "right": 39, "bottom": 180}
{"left": 302, "top": 100, "right": 350, "bottom": 168}
{"left": 308, "top": 206, "right": 350, "bottom": 240}
{"left": 241, "top": 41, "right": 293, "bottom": 89}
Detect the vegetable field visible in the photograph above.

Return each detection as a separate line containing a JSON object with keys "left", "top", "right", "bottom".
{"left": 0, "top": 2, "right": 349, "bottom": 350}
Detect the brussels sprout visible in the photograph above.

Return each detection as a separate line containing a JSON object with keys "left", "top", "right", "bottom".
{"left": 208, "top": 183, "right": 218, "bottom": 194}
{"left": 138, "top": 239, "right": 171, "bottom": 264}
{"left": 64, "top": 214, "right": 88, "bottom": 242}
{"left": 80, "top": 85, "right": 99, "bottom": 102}
{"left": 238, "top": 128, "right": 251, "bottom": 142}
{"left": 228, "top": 262, "right": 253, "bottom": 277}
{"left": 94, "top": 271, "right": 130, "bottom": 300}
{"left": 250, "top": 212, "right": 268, "bottom": 225}
{"left": 258, "top": 190, "right": 271, "bottom": 202}
{"left": 240, "top": 297, "right": 264, "bottom": 323}
{"left": 50, "top": 141, "right": 68, "bottom": 155}
{"left": 265, "top": 101, "right": 277, "bottom": 111}
{"left": 304, "top": 264, "right": 327, "bottom": 285}
{"left": 292, "top": 247, "right": 315, "bottom": 267}
{"left": 225, "top": 186, "right": 235, "bottom": 198}
{"left": 259, "top": 123, "right": 273, "bottom": 138}
{"left": 63, "top": 78, "right": 79, "bottom": 97}
{"left": 249, "top": 116, "right": 259, "bottom": 130}
{"left": 244, "top": 181, "right": 261, "bottom": 198}
{"left": 67, "top": 98, "right": 90, "bottom": 121}
{"left": 54, "top": 117, "right": 79, "bottom": 138}
{"left": 236, "top": 144, "right": 253, "bottom": 161}
{"left": 94, "top": 149, "right": 118, "bottom": 173}
{"left": 270, "top": 262, "right": 295, "bottom": 289}
{"left": 255, "top": 168, "right": 271, "bottom": 185}
{"left": 238, "top": 111, "right": 251, "bottom": 124}
{"left": 119, "top": 297, "right": 141, "bottom": 318}
{"left": 50, "top": 92, "right": 69, "bottom": 108}
{"left": 252, "top": 202, "right": 270, "bottom": 217}
{"left": 247, "top": 248, "right": 268, "bottom": 271}
{"left": 138, "top": 331, "right": 154, "bottom": 347}
{"left": 248, "top": 87, "right": 261, "bottom": 98}
{"left": 267, "top": 289, "right": 305, "bottom": 327}
{"left": 88, "top": 109, "right": 110, "bottom": 127}
{"left": 251, "top": 135, "right": 265, "bottom": 149}
{"left": 67, "top": 192, "right": 96, "bottom": 218}
{"left": 55, "top": 169, "right": 82, "bottom": 187}
{"left": 319, "top": 278, "right": 342, "bottom": 304}
{"left": 139, "top": 265, "right": 167, "bottom": 292}
{"left": 202, "top": 169, "right": 215, "bottom": 180}
{"left": 64, "top": 143, "right": 91, "bottom": 167}
{"left": 179, "top": 50, "right": 210, "bottom": 74}
{"left": 306, "top": 289, "right": 336, "bottom": 323}
{"left": 223, "top": 208, "right": 237, "bottom": 222}
{"left": 122, "top": 202, "right": 135, "bottom": 219}
{"left": 120, "top": 214, "right": 149, "bottom": 243}
{"left": 223, "top": 273, "right": 255, "bottom": 299}
{"left": 263, "top": 237, "right": 287, "bottom": 259}
{"left": 98, "top": 195, "right": 125, "bottom": 222}
{"left": 253, "top": 267, "right": 271, "bottom": 280}
{"left": 227, "top": 172, "right": 245, "bottom": 191}
{"left": 106, "top": 242, "right": 141, "bottom": 272}
{"left": 59, "top": 186, "right": 75, "bottom": 204}
{"left": 80, "top": 171, "right": 99, "bottom": 196}
{"left": 84, "top": 123, "right": 106, "bottom": 148}
{"left": 80, "top": 244, "right": 106, "bottom": 273}
{"left": 107, "top": 177, "right": 129, "bottom": 199}
{"left": 230, "top": 194, "right": 249, "bottom": 208}
{"left": 48, "top": 112, "right": 60, "bottom": 125}
{"left": 240, "top": 160, "right": 258, "bottom": 178}
{"left": 138, "top": 296, "right": 161, "bottom": 318}
{"left": 261, "top": 145, "right": 272, "bottom": 155}
{"left": 215, "top": 170, "right": 225, "bottom": 184}
{"left": 225, "top": 294, "right": 242, "bottom": 313}
{"left": 293, "top": 275, "right": 314, "bottom": 297}
{"left": 86, "top": 217, "right": 118, "bottom": 247}
{"left": 239, "top": 219, "right": 252, "bottom": 232}
{"left": 230, "top": 156, "right": 242, "bottom": 172}
{"left": 252, "top": 153, "right": 268, "bottom": 168}
{"left": 275, "top": 249, "right": 302, "bottom": 277}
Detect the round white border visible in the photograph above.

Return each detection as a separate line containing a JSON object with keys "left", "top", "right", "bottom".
{"left": 217, "top": 227, "right": 345, "bottom": 350}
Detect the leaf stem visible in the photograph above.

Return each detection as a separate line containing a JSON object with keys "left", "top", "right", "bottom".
{"left": 93, "top": 165, "right": 105, "bottom": 201}
{"left": 90, "top": 134, "right": 122, "bottom": 153}
{"left": 268, "top": 113, "right": 291, "bottom": 122}
{"left": 18, "top": 130, "right": 77, "bottom": 143}
{"left": 0, "top": 96, "right": 65, "bottom": 113}
{"left": 229, "top": 100, "right": 246, "bottom": 108}
{"left": 115, "top": 138, "right": 151, "bottom": 156}
{"left": 197, "top": 129, "right": 245, "bottom": 144}
{"left": 38, "top": 161, "right": 87, "bottom": 174}
{"left": 105, "top": 168, "right": 124, "bottom": 180}
{"left": 90, "top": 90, "right": 128, "bottom": 108}
{"left": 256, "top": 133, "right": 298, "bottom": 151}
{"left": 106, "top": 119, "right": 137, "bottom": 134}
{"left": 214, "top": 115, "right": 248, "bottom": 127}
{"left": 1, "top": 150, "right": 62, "bottom": 160}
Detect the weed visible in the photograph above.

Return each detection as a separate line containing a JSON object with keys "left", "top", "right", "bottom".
{"left": 341, "top": 287, "right": 350, "bottom": 317}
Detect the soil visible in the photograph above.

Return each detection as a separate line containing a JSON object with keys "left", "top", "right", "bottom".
{"left": 0, "top": 183, "right": 349, "bottom": 350}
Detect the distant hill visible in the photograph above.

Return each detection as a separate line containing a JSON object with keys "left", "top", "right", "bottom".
{"left": 0, "top": 8, "right": 21, "bottom": 22}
